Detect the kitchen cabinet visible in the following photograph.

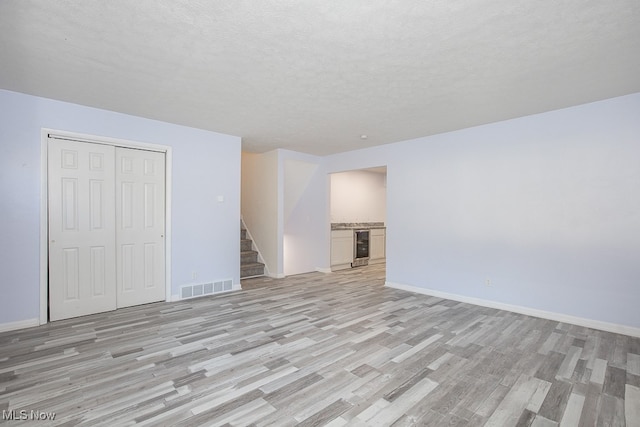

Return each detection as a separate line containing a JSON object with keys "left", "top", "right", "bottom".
{"left": 370, "top": 228, "right": 386, "bottom": 262}
{"left": 331, "top": 230, "right": 353, "bottom": 270}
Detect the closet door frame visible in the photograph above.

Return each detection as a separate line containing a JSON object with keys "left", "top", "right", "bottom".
{"left": 39, "top": 128, "right": 173, "bottom": 325}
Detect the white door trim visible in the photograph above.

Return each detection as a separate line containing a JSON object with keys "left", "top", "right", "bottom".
{"left": 40, "top": 128, "right": 173, "bottom": 325}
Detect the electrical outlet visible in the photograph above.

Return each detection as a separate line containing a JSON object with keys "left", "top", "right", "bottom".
{"left": 485, "top": 278, "right": 492, "bottom": 287}
{"left": 192, "top": 271, "right": 198, "bottom": 280}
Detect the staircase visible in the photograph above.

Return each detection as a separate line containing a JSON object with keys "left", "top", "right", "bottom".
{"left": 241, "top": 222, "right": 265, "bottom": 278}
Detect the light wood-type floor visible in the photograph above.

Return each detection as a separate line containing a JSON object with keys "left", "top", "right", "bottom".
{"left": 1, "top": 264, "right": 639, "bottom": 426}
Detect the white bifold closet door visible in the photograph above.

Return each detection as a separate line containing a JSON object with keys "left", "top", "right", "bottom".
{"left": 48, "top": 138, "right": 165, "bottom": 321}
{"left": 48, "top": 139, "right": 117, "bottom": 320}
{"left": 115, "top": 147, "right": 165, "bottom": 308}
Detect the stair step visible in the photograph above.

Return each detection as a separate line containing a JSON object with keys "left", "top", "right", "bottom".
{"left": 241, "top": 239, "right": 253, "bottom": 251}
{"left": 240, "top": 221, "right": 264, "bottom": 278}
{"left": 241, "top": 250, "right": 258, "bottom": 264}
{"left": 241, "top": 262, "right": 265, "bottom": 278}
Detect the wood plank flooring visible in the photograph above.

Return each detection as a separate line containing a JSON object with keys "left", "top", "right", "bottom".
{"left": 1, "top": 264, "right": 639, "bottom": 426}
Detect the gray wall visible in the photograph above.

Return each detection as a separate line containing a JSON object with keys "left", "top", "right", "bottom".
{"left": 0, "top": 90, "right": 241, "bottom": 326}
{"left": 319, "top": 93, "right": 640, "bottom": 329}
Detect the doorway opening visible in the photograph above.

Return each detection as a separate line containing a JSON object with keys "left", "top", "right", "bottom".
{"left": 329, "top": 166, "right": 387, "bottom": 272}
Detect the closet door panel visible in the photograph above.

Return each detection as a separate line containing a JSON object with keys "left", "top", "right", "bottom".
{"left": 115, "top": 147, "right": 166, "bottom": 308}
{"left": 48, "top": 139, "right": 117, "bottom": 321}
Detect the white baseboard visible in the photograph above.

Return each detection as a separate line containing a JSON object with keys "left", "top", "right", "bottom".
{"left": 268, "top": 273, "right": 286, "bottom": 279}
{"left": 0, "top": 318, "right": 40, "bottom": 333}
{"left": 385, "top": 281, "right": 640, "bottom": 338}
{"left": 331, "top": 263, "right": 351, "bottom": 271}
{"left": 315, "top": 267, "right": 332, "bottom": 274}
{"left": 233, "top": 283, "right": 242, "bottom": 291}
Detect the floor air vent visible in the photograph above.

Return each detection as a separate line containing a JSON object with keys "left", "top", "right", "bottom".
{"left": 181, "top": 279, "right": 233, "bottom": 300}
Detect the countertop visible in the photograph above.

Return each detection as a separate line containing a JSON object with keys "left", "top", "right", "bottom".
{"left": 331, "top": 222, "right": 386, "bottom": 230}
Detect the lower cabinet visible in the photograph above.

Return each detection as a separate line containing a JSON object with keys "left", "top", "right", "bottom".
{"left": 331, "top": 228, "right": 386, "bottom": 270}
{"left": 330, "top": 230, "right": 353, "bottom": 270}
{"left": 370, "top": 228, "right": 386, "bottom": 262}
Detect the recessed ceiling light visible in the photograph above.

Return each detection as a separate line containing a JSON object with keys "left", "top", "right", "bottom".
{"left": 360, "top": 134, "right": 368, "bottom": 139}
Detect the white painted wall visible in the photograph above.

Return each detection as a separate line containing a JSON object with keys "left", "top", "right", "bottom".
{"left": 0, "top": 89, "right": 241, "bottom": 327}
{"left": 282, "top": 150, "right": 325, "bottom": 276}
{"left": 242, "top": 149, "right": 327, "bottom": 277}
{"left": 241, "top": 151, "right": 281, "bottom": 276}
{"left": 321, "top": 93, "right": 640, "bottom": 330}
{"left": 330, "top": 170, "right": 386, "bottom": 223}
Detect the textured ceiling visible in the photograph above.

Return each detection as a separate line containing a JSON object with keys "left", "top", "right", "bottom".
{"left": 1, "top": 1, "right": 639, "bottom": 155}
